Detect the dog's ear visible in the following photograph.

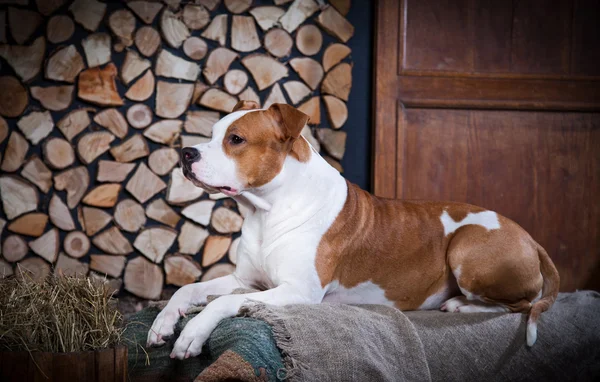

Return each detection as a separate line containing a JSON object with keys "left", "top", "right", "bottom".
{"left": 266, "top": 103, "right": 309, "bottom": 140}
{"left": 232, "top": 100, "right": 260, "bottom": 113}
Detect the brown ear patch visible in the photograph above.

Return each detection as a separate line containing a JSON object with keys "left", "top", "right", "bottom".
{"left": 266, "top": 103, "right": 309, "bottom": 139}
{"left": 232, "top": 100, "right": 260, "bottom": 112}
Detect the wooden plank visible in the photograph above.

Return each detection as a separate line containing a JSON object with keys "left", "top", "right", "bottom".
{"left": 95, "top": 348, "right": 114, "bottom": 382}
{"left": 114, "top": 346, "right": 128, "bottom": 382}
{"left": 570, "top": 0, "right": 600, "bottom": 76}
{"left": 30, "top": 351, "right": 53, "bottom": 381}
{"left": 53, "top": 351, "right": 96, "bottom": 380}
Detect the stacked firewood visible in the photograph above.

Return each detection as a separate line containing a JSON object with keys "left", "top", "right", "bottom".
{"left": 0, "top": 0, "right": 353, "bottom": 300}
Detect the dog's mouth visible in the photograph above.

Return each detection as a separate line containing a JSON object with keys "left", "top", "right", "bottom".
{"left": 182, "top": 166, "right": 239, "bottom": 196}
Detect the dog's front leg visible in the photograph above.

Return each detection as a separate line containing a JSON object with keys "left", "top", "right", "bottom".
{"left": 170, "top": 283, "right": 319, "bottom": 359}
{"left": 147, "top": 274, "right": 246, "bottom": 347}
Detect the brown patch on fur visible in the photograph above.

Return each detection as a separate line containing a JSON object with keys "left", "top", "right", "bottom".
{"left": 316, "top": 181, "right": 559, "bottom": 311}
{"left": 223, "top": 104, "right": 310, "bottom": 187}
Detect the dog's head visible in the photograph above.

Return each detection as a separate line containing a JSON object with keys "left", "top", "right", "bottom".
{"left": 181, "top": 101, "right": 310, "bottom": 196}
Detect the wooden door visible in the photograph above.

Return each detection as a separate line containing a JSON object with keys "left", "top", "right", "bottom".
{"left": 373, "top": 0, "right": 600, "bottom": 291}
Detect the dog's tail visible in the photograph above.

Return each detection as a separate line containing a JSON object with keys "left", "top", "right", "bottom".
{"left": 527, "top": 244, "right": 560, "bottom": 346}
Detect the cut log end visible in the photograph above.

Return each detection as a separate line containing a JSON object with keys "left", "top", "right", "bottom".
{"left": 64, "top": 231, "right": 90, "bottom": 259}
{"left": 127, "top": 104, "right": 153, "bottom": 129}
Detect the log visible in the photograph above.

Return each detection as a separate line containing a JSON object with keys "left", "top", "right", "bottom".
{"left": 298, "top": 96, "right": 320, "bottom": 125}
{"left": 242, "top": 54, "right": 288, "bottom": 90}
{"left": 324, "top": 155, "right": 343, "bottom": 172}
{"left": 201, "top": 14, "right": 227, "bottom": 46}
{"left": 264, "top": 28, "right": 292, "bottom": 58}
{"left": 76, "top": 131, "right": 115, "bottom": 165}
{"left": 199, "top": 88, "right": 238, "bottom": 113}
{"left": 47, "top": 15, "right": 75, "bottom": 44}
{"left": 69, "top": 0, "right": 106, "bottom": 32}
{"left": 156, "top": 81, "right": 194, "bottom": 118}
{"left": 8, "top": 7, "right": 41, "bottom": 44}
{"left": 64, "top": 231, "right": 90, "bottom": 258}
{"left": 124, "top": 256, "right": 163, "bottom": 300}
{"left": 110, "top": 134, "right": 150, "bottom": 162}
{"left": 0, "top": 116, "right": 5, "bottom": 144}
{"left": 76, "top": 206, "right": 85, "bottom": 232}
{"left": 180, "top": 135, "right": 210, "bottom": 148}
{"left": 126, "top": 103, "right": 153, "bottom": 129}
{"left": 316, "top": 6, "right": 354, "bottom": 43}
{"left": 144, "top": 119, "right": 182, "bottom": 145}
{"left": 231, "top": 15, "right": 260, "bottom": 52}
{"left": 290, "top": 57, "right": 323, "bottom": 90}
{"left": 135, "top": 26, "right": 161, "bottom": 57}
{"left": 8, "top": 213, "right": 48, "bottom": 237}
{"left": 211, "top": 207, "right": 243, "bottom": 234}
{"left": 42, "top": 137, "right": 76, "bottom": 170}
{"left": 0, "top": 76, "right": 27, "bottom": 118}
{"left": 78, "top": 64, "right": 124, "bottom": 106}
{"left": 228, "top": 237, "right": 240, "bottom": 264}
{"left": 57, "top": 109, "right": 92, "bottom": 141}
{"left": 37, "top": 0, "right": 67, "bottom": 16}
{"left": 90, "top": 255, "right": 125, "bottom": 278}
{"left": 279, "top": 0, "right": 319, "bottom": 33}
{"left": 196, "top": 0, "right": 221, "bottom": 11}
{"left": 236, "top": 199, "right": 253, "bottom": 218}
{"left": 166, "top": 168, "right": 205, "bottom": 205}
{"left": 181, "top": 200, "right": 215, "bottom": 226}
{"left": 224, "top": 70, "right": 248, "bottom": 95}
{"left": 125, "top": 69, "right": 155, "bottom": 102}
{"left": 146, "top": 199, "right": 180, "bottom": 228}
{"left": 82, "top": 206, "right": 112, "bottom": 236}
{"left": 55, "top": 252, "right": 89, "bottom": 277}
{"left": 160, "top": 9, "right": 189, "bottom": 49}
{"left": 203, "top": 47, "right": 238, "bottom": 85}
{"left": 163, "top": 0, "right": 181, "bottom": 11}
{"left": 283, "top": 80, "right": 311, "bottom": 105}
{"left": 45, "top": 45, "right": 85, "bottom": 83}
{"left": 17, "top": 111, "right": 54, "bottom": 145}
{"left": 54, "top": 166, "right": 89, "bottom": 208}
{"left": 89, "top": 271, "right": 122, "bottom": 294}
{"left": 178, "top": 221, "right": 209, "bottom": 255}
{"left": 94, "top": 108, "right": 128, "bottom": 138}
{"left": 92, "top": 226, "right": 133, "bottom": 255}
{"left": 296, "top": 24, "right": 322, "bottom": 56}
{"left": 321, "top": 62, "right": 352, "bottom": 101}
{"left": 202, "top": 236, "right": 231, "bottom": 267}
{"left": 238, "top": 87, "right": 261, "bottom": 106}
{"left": 156, "top": 49, "right": 200, "bottom": 81}
{"left": 49, "top": 193, "right": 75, "bottom": 231}
{"left": 0, "top": 175, "right": 38, "bottom": 220}
{"left": 121, "top": 50, "right": 151, "bottom": 85}
{"left": 183, "top": 36, "right": 208, "bottom": 60}
{"left": 134, "top": 227, "right": 177, "bottom": 263}
{"left": 16, "top": 257, "right": 51, "bottom": 282}
{"left": 323, "top": 95, "right": 347, "bottom": 129}
{"left": 0, "top": 259, "right": 12, "bottom": 278}
{"left": 21, "top": 156, "right": 52, "bottom": 193}
{"left": 201, "top": 263, "right": 235, "bottom": 282}
{"left": 182, "top": 4, "right": 210, "bottom": 30}
{"left": 249, "top": 6, "right": 284, "bottom": 31}
{"left": 263, "top": 83, "right": 287, "bottom": 109}
{"left": 1, "top": 131, "right": 29, "bottom": 172}
{"left": 114, "top": 199, "right": 146, "bottom": 232}
{"left": 0, "top": 37, "right": 46, "bottom": 82}
{"left": 148, "top": 147, "right": 179, "bottom": 176}
{"left": 330, "top": 0, "right": 351, "bottom": 16}
{"left": 97, "top": 160, "right": 136, "bottom": 182}
{"left": 108, "top": 9, "right": 136, "bottom": 48}
{"left": 225, "top": 0, "right": 252, "bottom": 13}
{"left": 29, "top": 228, "right": 59, "bottom": 263}
{"left": 165, "top": 255, "right": 202, "bottom": 286}
{"left": 83, "top": 183, "right": 121, "bottom": 208}
{"left": 323, "top": 43, "right": 351, "bottom": 72}
{"left": 81, "top": 33, "right": 111, "bottom": 67}
{"left": 30, "top": 85, "right": 74, "bottom": 111}
{"left": 316, "top": 127, "right": 346, "bottom": 160}
{"left": 185, "top": 111, "right": 218, "bottom": 136}
{"left": 192, "top": 81, "right": 210, "bottom": 104}
{"left": 2, "top": 234, "right": 28, "bottom": 262}
{"left": 126, "top": 162, "right": 167, "bottom": 203}
{"left": 127, "top": 1, "right": 163, "bottom": 24}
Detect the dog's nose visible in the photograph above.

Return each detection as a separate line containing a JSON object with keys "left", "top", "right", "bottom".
{"left": 182, "top": 147, "right": 200, "bottom": 164}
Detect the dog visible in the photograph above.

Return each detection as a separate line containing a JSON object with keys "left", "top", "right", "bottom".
{"left": 147, "top": 101, "right": 560, "bottom": 359}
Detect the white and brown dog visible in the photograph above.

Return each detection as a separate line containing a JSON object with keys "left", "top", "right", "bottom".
{"left": 147, "top": 101, "right": 560, "bottom": 359}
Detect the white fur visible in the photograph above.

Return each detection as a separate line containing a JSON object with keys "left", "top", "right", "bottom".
{"left": 440, "top": 210, "right": 500, "bottom": 236}
{"left": 323, "top": 280, "right": 396, "bottom": 307}
{"left": 441, "top": 296, "right": 509, "bottom": 313}
{"left": 419, "top": 285, "right": 454, "bottom": 310}
{"left": 527, "top": 320, "right": 538, "bottom": 346}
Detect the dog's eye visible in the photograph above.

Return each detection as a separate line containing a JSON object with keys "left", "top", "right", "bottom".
{"left": 229, "top": 134, "right": 245, "bottom": 145}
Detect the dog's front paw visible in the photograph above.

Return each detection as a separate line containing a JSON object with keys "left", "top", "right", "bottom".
{"left": 146, "top": 307, "right": 186, "bottom": 347}
{"left": 169, "top": 316, "right": 210, "bottom": 359}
